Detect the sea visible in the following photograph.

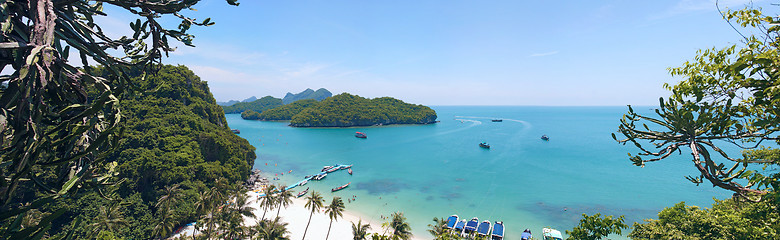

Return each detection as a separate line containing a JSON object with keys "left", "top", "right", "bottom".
{"left": 225, "top": 106, "right": 730, "bottom": 239}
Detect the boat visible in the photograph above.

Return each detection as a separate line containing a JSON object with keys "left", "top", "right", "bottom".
{"left": 454, "top": 220, "right": 466, "bottom": 236}
{"left": 348, "top": 168, "right": 353, "bottom": 175}
{"left": 331, "top": 182, "right": 351, "bottom": 192}
{"left": 491, "top": 119, "right": 503, "bottom": 122}
{"left": 479, "top": 142, "right": 490, "bottom": 149}
{"left": 464, "top": 217, "right": 479, "bottom": 234}
{"left": 326, "top": 166, "right": 340, "bottom": 173}
{"left": 445, "top": 215, "right": 458, "bottom": 229}
{"left": 340, "top": 164, "right": 353, "bottom": 170}
{"left": 313, "top": 173, "right": 327, "bottom": 181}
{"left": 491, "top": 221, "right": 504, "bottom": 240}
{"left": 299, "top": 180, "right": 308, "bottom": 186}
{"left": 521, "top": 229, "right": 532, "bottom": 240}
{"left": 296, "top": 187, "right": 309, "bottom": 198}
{"left": 542, "top": 228, "right": 563, "bottom": 240}
{"left": 321, "top": 165, "right": 333, "bottom": 172}
{"left": 231, "top": 129, "right": 240, "bottom": 134}
{"left": 541, "top": 135, "right": 549, "bottom": 141}
{"left": 477, "top": 220, "right": 491, "bottom": 237}
{"left": 355, "top": 132, "right": 367, "bottom": 138}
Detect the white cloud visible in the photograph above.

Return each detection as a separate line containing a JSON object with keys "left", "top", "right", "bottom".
{"left": 529, "top": 51, "right": 559, "bottom": 57}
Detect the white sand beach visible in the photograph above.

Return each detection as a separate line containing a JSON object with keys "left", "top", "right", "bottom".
{"left": 245, "top": 191, "right": 426, "bottom": 240}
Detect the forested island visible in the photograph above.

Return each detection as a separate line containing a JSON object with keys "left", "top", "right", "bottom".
{"left": 283, "top": 88, "right": 332, "bottom": 104}
{"left": 221, "top": 96, "right": 282, "bottom": 114}
{"left": 285, "top": 93, "right": 437, "bottom": 127}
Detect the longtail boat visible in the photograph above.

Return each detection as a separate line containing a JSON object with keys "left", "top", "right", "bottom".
{"left": 331, "top": 182, "right": 351, "bottom": 192}
{"left": 296, "top": 187, "right": 309, "bottom": 198}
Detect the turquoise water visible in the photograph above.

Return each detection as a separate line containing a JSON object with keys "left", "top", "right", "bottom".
{"left": 226, "top": 106, "right": 729, "bottom": 239}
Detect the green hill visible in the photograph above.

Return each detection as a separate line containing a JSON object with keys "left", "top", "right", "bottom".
{"left": 289, "top": 93, "right": 437, "bottom": 127}
{"left": 221, "top": 96, "right": 282, "bottom": 114}
{"left": 256, "top": 99, "right": 319, "bottom": 120}
{"left": 282, "top": 88, "right": 332, "bottom": 104}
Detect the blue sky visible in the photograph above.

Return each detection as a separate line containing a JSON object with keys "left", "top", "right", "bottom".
{"left": 102, "top": 0, "right": 767, "bottom": 105}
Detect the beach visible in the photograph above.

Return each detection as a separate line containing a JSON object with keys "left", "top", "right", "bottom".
{"left": 245, "top": 191, "right": 426, "bottom": 240}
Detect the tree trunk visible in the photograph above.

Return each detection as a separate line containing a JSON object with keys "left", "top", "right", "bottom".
{"left": 326, "top": 219, "right": 333, "bottom": 240}
{"left": 276, "top": 203, "right": 283, "bottom": 219}
{"left": 261, "top": 204, "right": 268, "bottom": 221}
{"left": 302, "top": 209, "right": 315, "bottom": 240}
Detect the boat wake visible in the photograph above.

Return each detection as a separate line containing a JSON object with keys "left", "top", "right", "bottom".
{"left": 454, "top": 116, "right": 532, "bottom": 130}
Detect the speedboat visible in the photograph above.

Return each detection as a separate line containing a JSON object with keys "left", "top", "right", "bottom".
{"left": 445, "top": 215, "right": 458, "bottom": 229}
{"left": 491, "top": 221, "right": 504, "bottom": 240}
{"left": 541, "top": 135, "right": 549, "bottom": 141}
{"left": 296, "top": 187, "right": 309, "bottom": 198}
{"left": 477, "top": 220, "right": 491, "bottom": 237}
{"left": 491, "top": 119, "right": 503, "bottom": 122}
{"left": 464, "top": 217, "right": 479, "bottom": 234}
{"left": 355, "top": 132, "right": 367, "bottom": 138}
{"left": 348, "top": 168, "right": 353, "bottom": 175}
{"left": 321, "top": 165, "right": 333, "bottom": 172}
{"left": 331, "top": 182, "right": 351, "bottom": 192}
{"left": 521, "top": 229, "right": 532, "bottom": 240}
{"left": 479, "top": 142, "right": 490, "bottom": 149}
{"left": 542, "top": 228, "right": 563, "bottom": 240}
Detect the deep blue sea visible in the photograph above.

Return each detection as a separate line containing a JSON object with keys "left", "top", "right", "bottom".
{"left": 225, "top": 106, "right": 729, "bottom": 239}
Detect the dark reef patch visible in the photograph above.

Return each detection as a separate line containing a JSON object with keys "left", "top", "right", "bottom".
{"left": 354, "top": 179, "right": 409, "bottom": 195}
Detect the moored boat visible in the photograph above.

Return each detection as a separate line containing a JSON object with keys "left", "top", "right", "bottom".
{"left": 521, "top": 229, "right": 532, "bottom": 240}
{"left": 464, "top": 217, "right": 479, "bottom": 234}
{"left": 296, "top": 187, "right": 309, "bottom": 198}
{"left": 313, "top": 173, "right": 327, "bottom": 181}
{"left": 348, "top": 168, "right": 353, "bottom": 175}
{"left": 542, "top": 228, "right": 563, "bottom": 240}
{"left": 321, "top": 165, "right": 333, "bottom": 172}
{"left": 479, "top": 142, "right": 490, "bottom": 149}
{"left": 445, "top": 215, "right": 458, "bottom": 229}
{"left": 331, "top": 182, "right": 351, "bottom": 192}
{"left": 355, "top": 132, "right": 367, "bottom": 138}
{"left": 454, "top": 220, "right": 466, "bottom": 232}
{"left": 491, "top": 221, "right": 504, "bottom": 240}
{"left": 231, "top": 129, "right": 240, "bottom": 134}
{"left": 491, "top": 119, "right": 503, "bottom": 122}
{"left": 477, "top": 220, "right": 491, "bottom": 237}
{"left": 541, "top": 135, "right": 549, "bottom": 141}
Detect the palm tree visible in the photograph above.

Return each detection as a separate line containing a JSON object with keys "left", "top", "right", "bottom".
{"left": 352, "top": 219, "right": 371, "bottom": 240}
{"left": 89, "top": 203, "right": 127, "bottom": 237}
{"left": 324, "top": 196, "right": 345, "bottom": 240}
{"left": 156, "top": 184, "right": 183, "bottom": 214}
{"left": 275, "top": 185, "right": 294, "bottom": 219}
{"left": 260, "top": 184, "right": 278, "bottom": 221}
{"left": 301, "top": 191, "right": 324, "bottom": 240}
{"left": 193, "top": 190, "right": 210, "bottom": 240}
{"left": 153, "top": 211, "right": 177, "bottom": 239}
{"left": 389, "top": 212, "right": 412, "bottom": 240}
{"left": 255, "top": 217, "right": 291, "bottom": 240}
{"left": 427, "top": 217, "right": 453, "bottom": 240}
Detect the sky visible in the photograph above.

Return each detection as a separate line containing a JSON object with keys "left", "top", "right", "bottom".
{"left": 100, "top": 0, "right": 770, "bottom": 106}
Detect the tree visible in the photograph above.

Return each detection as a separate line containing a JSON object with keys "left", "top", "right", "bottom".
{"left": 302, "top": 191, "right": 324, "bottom": 240}
{"left": 613, "top": 5, "right": 780, "bottom": 202}
{"left": 261, "top": 184, "right": 278, "bottom": 221}
{"left": 255, "top": 217, "right": 291, "bottom": 240}
{"left": 156, "top": 184, "right": 184, "bottom": 214}
{"left": 153, "top": 212, "right": 177, "bottom": 240}
{"left": 389, "top": 212, "right": 412, "bottom": 240}
{"left": 565, "top": 213, "right": 627, "bottom": 240}
{"left": 275, "top": 186, "right": 294, "bottom": 219}
{"left": 88, "top": 203, "right": 127, "bottom": 238}
{"left": 325, "top": 196, "right": 345, "bottom": 240}
{"left": 0, "top": 0, "right": 239, "bottom": 238}
{"left": 427, "top": 217, "right": 457, "bottom": 240}
{"left": 352, "top": 219, "right": 372, "bottom": 240}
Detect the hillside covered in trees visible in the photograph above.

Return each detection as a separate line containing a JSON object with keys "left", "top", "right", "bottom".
{"left": 282, "top": 88, "right": 332, "bottom": 104}
{"left": 255, "top": 99, "right": 319, "bottom": 120}
{"left": 284, "top": 93, "right": 437, "bottom": 127}
{"left": 45, "top": 65, "right": 257, "bottom": 239}
{"left": 221, "top": 96, "right": 283, "bottom": 114}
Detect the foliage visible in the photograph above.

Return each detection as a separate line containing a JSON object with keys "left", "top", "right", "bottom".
{"left": 289, "top": 93, "right": 438, "bottom": 127}
{"left": 282, "top": 88, "right": 332, "bottom": 104}
{"left": 256, "top": 99, "right": 319, "bottom": 120}
{"left": 324, "top": 196, "right": 345, "bottom": 240}
{"left": 222, "top": 96, "right": 282, "bottom": 114}
{"left": 242, "top": 109, "right": 263, "bottom": 120}
{"left": 255, "top": 217, "right": 290, "bottom": 240}
{"left": 389, "top": 212, "right": 413, "bottom": 240}
{"left": 275, "top": 186, "right": 294, "bottom": 219}
{"left": 352, "top": 219, "right": 372, "bottom": 240}
{"left": 427, "top": 217, "right": 460, "bottom": 240}
{"left": 629, "top": 199, "right": 779, "bottom": 240}
{"left": 302, "top": 191, "right": 324, "bottom": 240}
{"left": 613, "top": 5, "right": 780, "bottom": 202}
{"left": 565, "top": 213, "right": 626, "bottom": 240}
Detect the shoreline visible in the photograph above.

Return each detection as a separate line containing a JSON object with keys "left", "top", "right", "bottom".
{"left": 246, "top": 191, "right": 427, "bottom": 240}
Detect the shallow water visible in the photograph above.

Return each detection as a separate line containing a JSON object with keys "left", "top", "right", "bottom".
{"left": 226, "top": 106, "right": 729, "bottom": 239}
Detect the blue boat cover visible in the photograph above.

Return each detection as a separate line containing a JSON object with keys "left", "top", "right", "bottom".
{"left": 521, "top": 232, "right": 532, "bottom": 239}
{"left": 446, "top": 216, "right": 458, "bottom": 228}
{"left": 465, "top": 219, "right": 479, "bottom": 231}
{"left": 454, "top": 220, "right": 466, "bottom": 230}
{"left": 477, "top": 221, "right": 491, "bottom": 235}
{"left": 492, "top": 222, "right": 504, "bottom": 236}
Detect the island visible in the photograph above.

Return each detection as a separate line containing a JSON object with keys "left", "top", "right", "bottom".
{"left": 283, "top": 88, "right": 332, "bottom": 104}
{"left": 221, "top": 96, "right": 282, "bottom": 114}
{"left": 257, "top": 99, "right": 320, "bottom": 120}
{"left": 288, "top": 93, "right": 437, "bottom": 127}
